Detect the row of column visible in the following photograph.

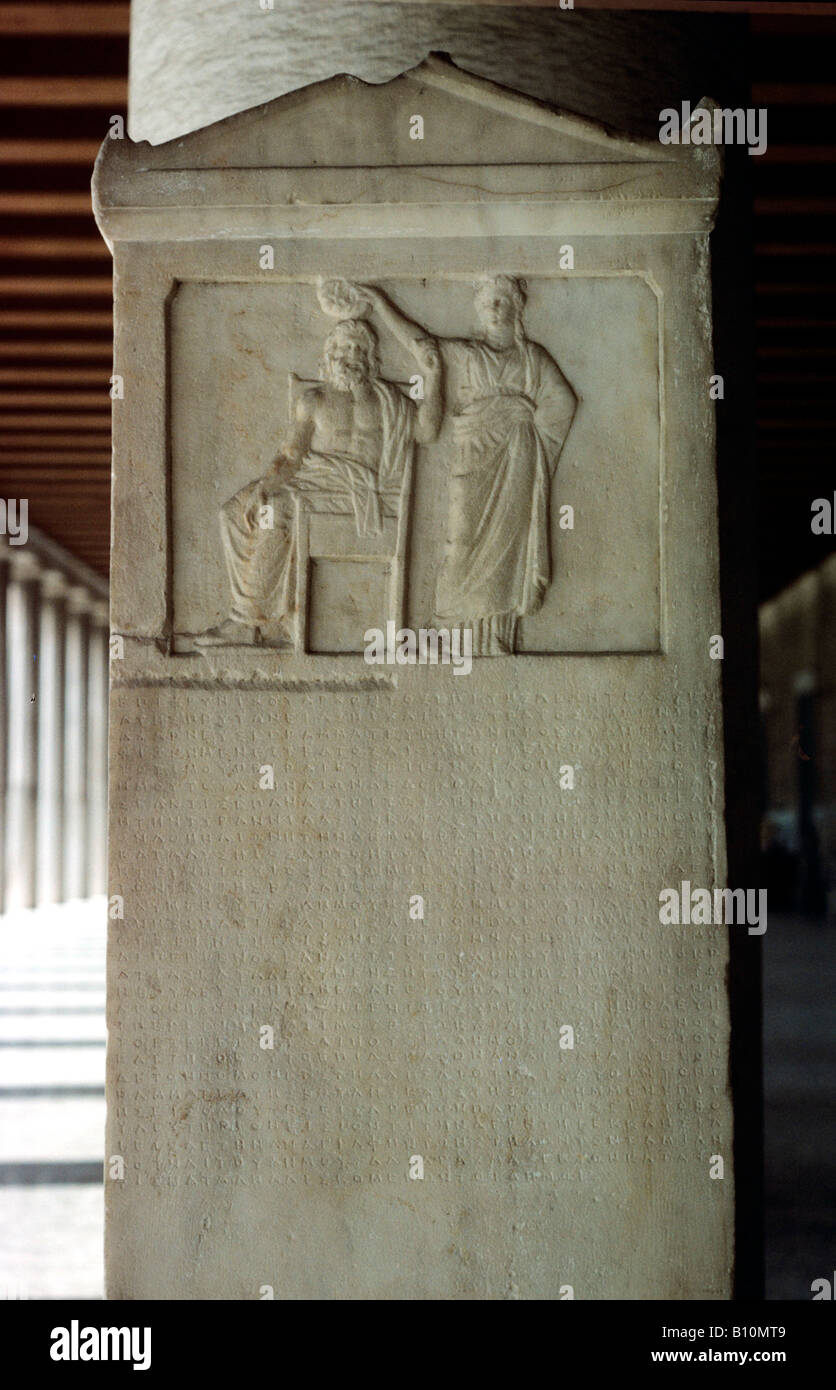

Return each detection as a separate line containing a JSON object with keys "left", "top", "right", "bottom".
{"left": 1, "top": 546, "right": 109, "bottom": 912}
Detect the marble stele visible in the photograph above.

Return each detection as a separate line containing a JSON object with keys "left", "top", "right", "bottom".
{"left": 94, "top": 55, "right": 732, "bottom": 1299}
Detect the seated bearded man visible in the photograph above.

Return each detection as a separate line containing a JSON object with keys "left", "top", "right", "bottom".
{"left": 196, "top": 317, "right": 441, "bottom": 647}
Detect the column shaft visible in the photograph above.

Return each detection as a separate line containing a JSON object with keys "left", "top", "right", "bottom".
{"left": 5, "top": 565, "right": 41, "bottom": 910}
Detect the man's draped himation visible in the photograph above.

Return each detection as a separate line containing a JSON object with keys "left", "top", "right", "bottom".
{"left": 220, "top": 378, "right": 415, "bottom": 628}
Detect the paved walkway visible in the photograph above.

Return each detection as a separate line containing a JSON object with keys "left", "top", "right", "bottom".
{"left": 0, "top": 897, "right": 106, "bottom": 1300}
{"left": 764, "top": 913, "right": 836, "bottom": 1300}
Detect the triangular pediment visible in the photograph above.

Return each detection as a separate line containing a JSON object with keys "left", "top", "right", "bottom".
{"left": 106, "top": 53, "right": 675, "bottom": 171}
{"left": 94, "top": 52, "right": 719, "bottom": 244}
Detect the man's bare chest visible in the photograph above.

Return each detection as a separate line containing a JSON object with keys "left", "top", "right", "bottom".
{"left": 312, "top": 394, "right": 383, "bottom": 459}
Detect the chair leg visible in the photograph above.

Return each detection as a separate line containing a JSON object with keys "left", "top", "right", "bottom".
{"left": 294, "top": 496, "right": 309, "bottom": 655}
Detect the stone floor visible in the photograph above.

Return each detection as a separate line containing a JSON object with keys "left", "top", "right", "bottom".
{"left": 0, "top": 897, "right": 105, "bottom": 1301}
{"left": 763, "top": 912, "right": 836, "bottom": 1300}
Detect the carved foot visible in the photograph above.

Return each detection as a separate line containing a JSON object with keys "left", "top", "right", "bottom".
{"left": 194, "top": 617, "right": 260, "bottom": 647}
{"left": 256, "top": 620, "right": 295, "bottom": 649}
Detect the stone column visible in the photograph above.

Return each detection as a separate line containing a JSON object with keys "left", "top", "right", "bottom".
{"left": 87, "top": 601, "right": 110, "bottom": 896}
{"left": 0, "top": 549, "right": 7, "bottom": 914}
{"left": 36, "top": 569, "right": 68, "bottom": 905}
{"left": 127, "top": 0, "right": 743, "bottom": 148}
{"left": 5, "top": 549, "right": 41, "bottom": 911}
{"left": 63, "top": 586, "right": 91, "bottom": 902}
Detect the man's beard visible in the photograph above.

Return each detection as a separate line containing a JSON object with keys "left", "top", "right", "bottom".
{"left": 329, "top": 362, "right": 369, "bottom": 391}
{"left": 481, "top": 314, "right": 514, "bottom": 334}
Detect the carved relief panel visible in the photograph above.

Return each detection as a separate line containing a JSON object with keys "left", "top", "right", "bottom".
{"left": 170, "top": 272, "right": 661, "bottom": 657}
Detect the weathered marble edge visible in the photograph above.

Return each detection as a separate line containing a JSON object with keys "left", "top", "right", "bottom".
{"left": 109, "top": 643, "right": 667, "bottom": 692}
{"left": 92, "top": 54, "right": 720, "bottom": 246}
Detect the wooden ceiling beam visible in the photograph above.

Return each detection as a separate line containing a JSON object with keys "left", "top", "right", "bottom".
{"left": 0, "top": 139, "right": 102, "bottom": 163}
{"left": 0, "top": 342, "right": 112, "bottom": 358}
{"left": 0, "top": 390, "right": 111, "bottom": 406}
{"left": 0, "top": 368, "right": 113, "bottom": 384}
{"left": 757, "top": 420, "right": 836, "bottom": 430}
{"left": 757, "top": 373, "right": 836, "bottom": 383}
{"left": 755, "top": 197, "right": 836, "bottom": 215}
{"left": 756, "top": 245, "right": 836, "bottom": 256}
{"left": 21, "top": 517, "right": 109, "bottom": 528}
{"left": 0, "top": 433, "right": 111, "bottom": 446}
{"left": 0, "top": 5, "right": 130, "bottom": 35}
{"left": 752, "top": 83, "right": 836, "bottom": 103}
{"left": 756, "top": 318, "right": 836, "bottom": 328}
{"left": 0, "top": 312, "right": 112, "bottom": 330}
{"left": 0, "top": 77, "right": 127, "bottom": 106}
{"left": 0, "top": 238, "right": 108, "bottom": 259}
{"left": 0, "top": 413, "right": 111, "bottom": 427}
{"left": 757, "top": 346, "right": 836, "bottom": 357}
{"left": 0, "top": 452, "right": 111, "bottom": 464}
{"left": 752, "top": 14, "right": 836, "bottom": 31}
{"left": 759, "top": 145, "right": 836, "bottom": 163}
{"left": 0, "top": 192, "right": 99, "bottom": 215}
{"left": 2, "top": 473, "right": 110, "bottom": 484}
{"left": 0, "top": 472, "right": 109, "bottom": 482}
{"left": 755, "top": 283, "right": 836, "bottom": 294}
{"left": 0, "top": 277, "right": 111, "bottom": 296}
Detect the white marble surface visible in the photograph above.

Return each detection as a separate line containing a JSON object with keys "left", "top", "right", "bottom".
{"left": 99, "top": 57, "right": 732, "bottom": 1300}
